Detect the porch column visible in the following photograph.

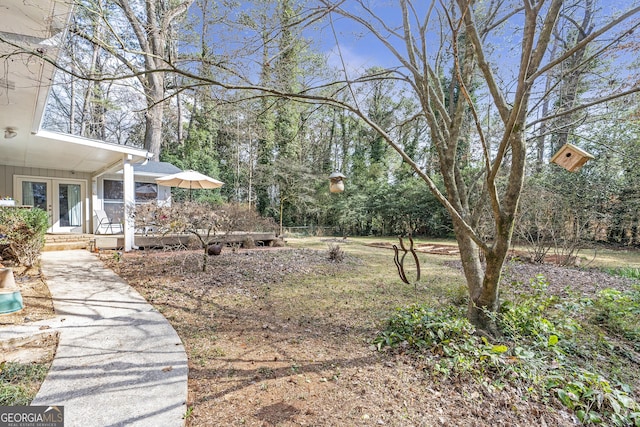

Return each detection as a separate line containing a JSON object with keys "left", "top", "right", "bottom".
{"left": 123, "top": 154, "right": 135, "bottom": 251}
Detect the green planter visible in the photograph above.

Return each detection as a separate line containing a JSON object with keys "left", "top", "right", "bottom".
{"left": 0, "top": 289, "right": 24, "bottom": 314}
{"left": 0, "top": 268, "right": 23, "bottom": 315}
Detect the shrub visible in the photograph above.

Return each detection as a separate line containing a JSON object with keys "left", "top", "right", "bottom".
{"left": 272, "top": 238, "right": 286, "bottom": 247}
{"left": 373, "top": 304, "right": 508, "bottom": 377}
{"left": 0, "top": 208, "right": 49, "bottom": 267}
{"left": 242, "top": 237, "right": 256, "bottom": 249}
{"left": 133, "top": 201, "right": 278, "bottom": 271}
{"left": 590, "top": 287, "right": 640, "bottom": 347}
{"left": 374, "top": 278, "right": 640, "bottom": 426}
{"left": 374, "top": 304, "right": 474, "bottom": 351}
{"left": 497, "top": 275, "right": 579, "bottom": 349}
{"left": 547, "top": 369, "right": 640, "bottom": 426}
{"left": 217, "top": 202, "right": 278, "bottom": 234}
{"left": 603, "top": 267, "right": 640, "bottom": 281}
{"left": 327, "top": 243, "right": 345, "bottom": 262}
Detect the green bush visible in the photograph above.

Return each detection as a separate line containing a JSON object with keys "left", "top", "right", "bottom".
{"left": 374, "top": 304, "right": 474, "bottom": 351}
{"left": 547, "top": 369, "right": 640, "bottom": 426}
{"left": 374, "top": 277, "right": 640, "bottom": 426}
{"left": 373, "top": 305, "right": 506, "bottom": 377}
{"left": 0, "top": 208, "right": 49, "bottom": 267}
{"left": 497, "top": 275, "right": 580, "bottom": 350}
{"left": 591, "top": 287, "right": 640, "bottom": 347}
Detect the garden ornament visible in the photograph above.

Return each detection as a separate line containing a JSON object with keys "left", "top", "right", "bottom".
{"left": 393, "top": 236, "right": 421, "bottom": 288}
{"left": 0, "top": 268, "right": 24, "bottom": 315}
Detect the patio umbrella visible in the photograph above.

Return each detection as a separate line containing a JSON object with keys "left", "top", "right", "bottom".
{"left": 155, "top": 170, "right": 224, "bottom": 200}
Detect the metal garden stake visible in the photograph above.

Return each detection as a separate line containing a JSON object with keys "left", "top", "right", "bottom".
{"left": 393, "top": 236, "right": 421, "bottom": 289}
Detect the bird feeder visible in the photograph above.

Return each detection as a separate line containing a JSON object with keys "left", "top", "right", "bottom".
{"left": 550, "top": 143, "right": 594, "bottom": 172}
{"left": 329, "top": 171, "right": 346, "bottom": 193}
{"left": 0, "top": 268, "right": 24, "bottom": 315}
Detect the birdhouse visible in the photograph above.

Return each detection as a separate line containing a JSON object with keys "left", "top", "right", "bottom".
{"left": 329, "top": 171, "right": 346, "bottom": 193}
{"left": 550, "top": 143, "right": 594, "bottom": 172}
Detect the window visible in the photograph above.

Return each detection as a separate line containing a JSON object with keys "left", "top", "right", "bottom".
{"left": 104, "top": 180, "right": 124, "bottom": 200}
{"left": 103, "top": 180, "right": 159, "bottom": 222}
{"left": 103, "top": 180, "right": 124, "bottom": 222}
{"left": 135, "top": 183, "right": 158, "bottom": 201}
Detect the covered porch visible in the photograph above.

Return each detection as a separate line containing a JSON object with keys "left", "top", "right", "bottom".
{"left": 0, "top": 0, "right": 152, "bottom": 251}
{"left": 0, "top": 132, "right": 152, "bottom": 252}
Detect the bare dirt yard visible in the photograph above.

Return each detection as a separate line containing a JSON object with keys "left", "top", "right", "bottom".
{"left": 0, "top": 265, "right": 55, "bottom": 326}
{"left": 100, "top": 238, "right": 639, "bottom": 427}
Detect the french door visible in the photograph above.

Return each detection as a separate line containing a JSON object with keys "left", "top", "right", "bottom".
{"left": 15, "top": 177, "right": 86, "bottom": 233}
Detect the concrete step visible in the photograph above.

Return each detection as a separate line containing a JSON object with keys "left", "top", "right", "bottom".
{"left": 42, "top": 241, "right": 90, "bottom": 252}
{"left": 44, "top": 234, "right": 93, "bottom": 251}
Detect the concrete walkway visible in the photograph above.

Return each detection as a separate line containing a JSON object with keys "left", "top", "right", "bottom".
{"left": 26, "top": 250, "right": 188, "bottom": 427}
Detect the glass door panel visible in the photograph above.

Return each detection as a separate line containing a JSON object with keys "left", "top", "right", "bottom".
{"left": 52, "top": 180, "right": 84, "bottom": 233}
{"left": 21, "top": 180, "right": 53, "bottom": 230}
{"left": 58, "top": 183, "right": 82, "bottom": 228}
{"left": 21, "top": 181, "right": 49, "bottom": 211}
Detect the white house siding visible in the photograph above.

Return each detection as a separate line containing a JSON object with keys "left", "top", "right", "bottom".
{"left": 0, "top": 165, "right": 91, "bottom": 199}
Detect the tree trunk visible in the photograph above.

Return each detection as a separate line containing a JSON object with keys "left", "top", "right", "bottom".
{"left": 202, "top": 246, "right": 208, "bottom": 272}
{"left": 145, "top": 96, "right": 164, "bottom": 159}
{"left": 455, "top": 226, "right": 499, "bottom": 334}
{"left": 457, "top": 233, "right": 513, "bottom": 335}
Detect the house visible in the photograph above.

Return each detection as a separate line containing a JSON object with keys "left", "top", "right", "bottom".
{"left": 0, "top": 1, "right": 179, "bottom": 251}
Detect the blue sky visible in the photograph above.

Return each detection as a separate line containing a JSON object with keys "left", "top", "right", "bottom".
{"left": 308, "top": 0, "right": 640, "bottom": 80}
{"left": 181, "top": 0, "right": 639, "bottom": 96}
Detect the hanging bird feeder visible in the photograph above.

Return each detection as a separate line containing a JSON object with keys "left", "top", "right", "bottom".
{"left": 0, "top": 268, "right": 24, "bottom": 315}
{"left": 329, "top": 171, "right": 346, "bottom": 193}
{"left": 550, "top": 143, "right": 594, "bottom": 172}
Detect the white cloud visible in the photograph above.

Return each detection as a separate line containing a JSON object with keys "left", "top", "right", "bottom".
{"left": 326, "top": 44, "right": 379, "bottom": 77}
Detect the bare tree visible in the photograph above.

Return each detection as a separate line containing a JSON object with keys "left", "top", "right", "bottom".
{"left": 294, "top": 0, "right": 640, "bottom": 332}
{"left": 51, "top": 0, "right": 194, "bottom": 157}
{"left": 113, "top": 0, "right": 193, "bottom": 158}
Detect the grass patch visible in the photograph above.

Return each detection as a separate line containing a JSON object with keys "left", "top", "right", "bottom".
{"left": 587, "top": 250, "right": 640, "bottom": 270}
{"left": 269, "top": 238, "right": 466, "bottom": 330}
{"left": 0, "top": 362, "right": 49, "bottom": 406}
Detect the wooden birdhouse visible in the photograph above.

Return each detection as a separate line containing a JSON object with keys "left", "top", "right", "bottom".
{"left": 550, "top": 143, "right": 594, "bottom": 172}
{"left": 329, "top": 171, "right": 346, "bottom": 193}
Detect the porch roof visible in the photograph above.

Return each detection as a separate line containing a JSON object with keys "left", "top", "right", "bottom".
{"left": 1, "top": 130, "right": 150, "bottom": 173}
